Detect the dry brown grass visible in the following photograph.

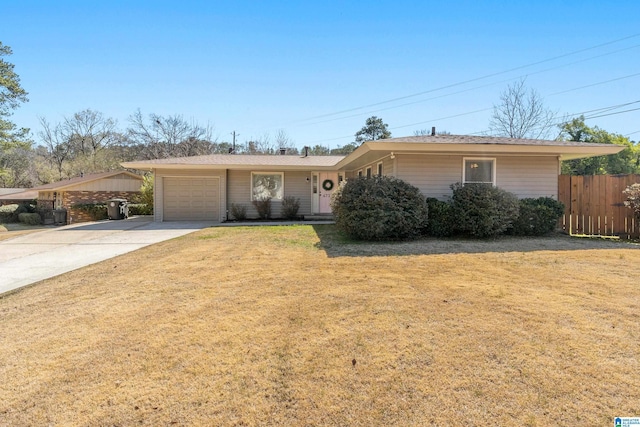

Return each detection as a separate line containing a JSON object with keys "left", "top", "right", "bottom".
{"left": 1, "top": 225, "right": 639, "bottom": 426}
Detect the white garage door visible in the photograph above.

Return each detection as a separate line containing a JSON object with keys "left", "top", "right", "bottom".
{"left": 163, "top": 177, "right": 220, "bottom": 221}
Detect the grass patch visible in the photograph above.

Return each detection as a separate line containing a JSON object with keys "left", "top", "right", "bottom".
{"left": 0, "top": 225, "right": 639, "bottom": 425}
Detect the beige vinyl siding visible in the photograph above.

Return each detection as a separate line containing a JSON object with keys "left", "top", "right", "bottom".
{"left": 396, "top": 154, "right": 460, "bottom": 200}
{"left": 395, "top": 154, "right": 558, "bottom": 200}
{"left": 496, "top": 156, "right": 558, "bottom": 198}
{"left": 228, "top": 170, "right": 313, "bottom": 218}
{"left": 154, "top": 169, "right": 226, "bottom": 222}
{"left": 383, "top": 158, "right": 394, "bottom": 176}
{"left": 227, "top": 170, "right": 255, "bottom": 218}
{"left": 69, "top": 174, "right": 142, "bottom": 192}
{"left": 283, "top": 171, "right": 312, "bottom": 215}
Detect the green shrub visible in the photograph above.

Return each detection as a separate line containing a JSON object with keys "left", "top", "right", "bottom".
{"left": 0, "top": 204, "right": 18, "bottom": 223}
{"left": 18, "top": 212, "right": 42, "bottom": 225}
{"left": 230, "top": 203, "right": 247, "bottom": 221}
{"left": 510, "top": 197, "right": 564, "bottom": 236}
{"left": 450, "top": 183, "right": 520, "bottom": 238}
{"left": 624, "top": 183, "right": 640, "bottom": 220}
{"left": 73, "top": 203, "right": 108, "bottom": 220}
{"left": 1, "top": 202, "right": 35, "bottom": 223}
{"left": 281, "top": 196, "right": 301, "bottom": 220}
{"left": 425, "top": 197, "right": 454, "bottom": 237}
{"left": 331, "top": 175, "right": 428, "bottom": 241}
{"left": 252, "top": 197, "right": 272, "bottom": 219}
{"left": 127, "top": 203, "right": 153, "bottom": 216}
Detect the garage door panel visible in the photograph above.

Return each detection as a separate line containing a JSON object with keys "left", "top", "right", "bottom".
{"left": 163, "top": 177, "right": 220, "bottom": 221}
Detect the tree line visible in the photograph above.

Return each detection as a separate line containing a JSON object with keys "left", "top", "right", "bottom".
{"left": 1, "top": 40, "right": 638, "bottom": 189}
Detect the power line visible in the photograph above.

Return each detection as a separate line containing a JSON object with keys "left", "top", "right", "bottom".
{"left": 306, "top": 100, "right": 640, "bottom": 145}
{"left": 292, "top": 32, "right": 640, "bottom": 124}
{"left": 468, "top": 100, "right": 640, "bottom": 136}
{"left": 548, "top": 72, "right": 640, "bottom": 96}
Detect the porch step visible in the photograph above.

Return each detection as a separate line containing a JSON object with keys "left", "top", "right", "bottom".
{"left": 303, "top": 214, "right": 334, "bottom": 221}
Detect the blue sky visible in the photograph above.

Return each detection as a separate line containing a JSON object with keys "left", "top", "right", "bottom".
{"left": 4, "top": 1, "right": 640, "bottom": 149}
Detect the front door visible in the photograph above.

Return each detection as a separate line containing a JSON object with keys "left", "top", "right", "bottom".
{"left": 314, "top": 172, "right": 339, "bottom": 214}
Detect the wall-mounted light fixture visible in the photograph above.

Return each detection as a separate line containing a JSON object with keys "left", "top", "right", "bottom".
{"left": 390, "top": 152, "right": 395, "bottom": 159}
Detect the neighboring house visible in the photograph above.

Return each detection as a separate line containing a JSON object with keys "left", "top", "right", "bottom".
{"left": 121, "top": 134, "right": 623, "bottom": 222}
{"left": 0, "top": 171, "right": 143, "bottom": 224}
{"left": 0, "top": 189, "right": 27, "bottom": 206}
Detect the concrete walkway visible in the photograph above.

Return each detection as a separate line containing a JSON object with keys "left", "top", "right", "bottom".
{"left": 0, "top": 217, "right": 215, "bottom": 296}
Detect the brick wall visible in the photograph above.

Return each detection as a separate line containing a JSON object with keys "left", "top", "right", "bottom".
{"left": 63, "top": 190, "right": 141, "bottom": 224}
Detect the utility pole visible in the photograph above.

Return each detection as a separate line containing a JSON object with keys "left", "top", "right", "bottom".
{"left": 230, "top": 131, "right": 239, "bottom": 153}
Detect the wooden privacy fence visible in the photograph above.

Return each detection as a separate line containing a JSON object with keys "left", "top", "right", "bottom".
{"left": 558, "top": 174, "right": 640, "bottom": 239}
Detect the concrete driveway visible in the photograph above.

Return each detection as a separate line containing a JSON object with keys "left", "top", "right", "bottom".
{"left": 0, "top": 217, "right": 214, "bottom": 295}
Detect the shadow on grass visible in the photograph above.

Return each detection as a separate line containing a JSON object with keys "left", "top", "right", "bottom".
{"left": 311, "top": 224, "right": 640, "bottom": 258}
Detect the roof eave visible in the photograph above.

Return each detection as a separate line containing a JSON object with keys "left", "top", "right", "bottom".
{"left": 337, "top": 141, "right": 624, "bottom": 166}
{"left": 121, "top": 162, "right": 340, "bottom": 171}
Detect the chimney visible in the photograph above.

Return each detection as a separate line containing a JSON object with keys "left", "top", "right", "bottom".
{"left": 279, "top": 147, "right": 287, "bottom": 155}
{"left": 431, "top": 126, "right": 436, "bottom": 136}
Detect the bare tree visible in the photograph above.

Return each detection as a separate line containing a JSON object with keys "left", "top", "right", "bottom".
{"left": 127, "top": 110, "right": 216, "bottom": 159}
{"left": 63, "top": 109, "right": 118, "bottom": 157}
{"left": 38, "top": 117, "right": 73, "bottom": 180}
{"left": 274, "top": 129, "right": 298, "bottom": 154}
{"left": 489, "top": 79, "right": 556, "bottom": 139}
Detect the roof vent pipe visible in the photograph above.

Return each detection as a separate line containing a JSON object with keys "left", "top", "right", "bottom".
{"left": 431, "top": 126, "right": 436, "bottom": 136}
{"left": 304, "top": 146, "right": 309, "bottom": 157}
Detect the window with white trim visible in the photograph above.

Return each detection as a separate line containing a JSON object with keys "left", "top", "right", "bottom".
{"left": 252, "top": 172, "right": 284, "bottom": 200}
{"left": 358, "top": 170, "right": 363, "bottom": 177}
{"left": 377, "top": 162, "right": 383, "bottom": 176}
{"left": 366, "top": 167, "right": 372, "bottom": 178}
{"left": 463, "top": 158, "right": 495, "bottom": 185}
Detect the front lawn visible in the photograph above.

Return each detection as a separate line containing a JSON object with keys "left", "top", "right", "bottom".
{"left": 0, "top": 225, "right": 638, "bottom": 425}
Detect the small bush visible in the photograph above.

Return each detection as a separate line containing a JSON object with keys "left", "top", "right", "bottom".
{"left": 128, "top": 203, "right": 153, "bottom": 216}
{"left": 1, "top": 203, "right": 36, "bottom": 223}
{"left": 18, "top": 212, "right": 42, "bottom": 225}
{"left": 450, "top": 183, "right": 520, "bottom": 238}
{"left": 0, "top": 204, "right": 19, "bottom": 223}
{"left": 73, "top": 203, "right": 108, "bottom": 220}
{"left": 510, "top": 197, "right": 564, "bottom": 236}
{"left": 252, "top": 197, "right": 272, "bottom": 219}
{"left": 624, "top": 183, "right": 640, "bottom": 220}
{"left": 281, "top": 196, "right": 300, "bottom": 220}
{"left": 331, "top": 175, "right": 428, "bottom": 241}
{"left": 425, "top": 197, "right": 454, "bottom": 237}
{"left": 230, "top": 203, "right": 248, "bottom": 221}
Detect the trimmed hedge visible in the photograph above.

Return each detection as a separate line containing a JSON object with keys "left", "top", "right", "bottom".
{"left": 73, "top": 203, "right": 108, "bottom": 221}
{"left": 510, "top": 197, "right": 564, "bottom": 236}
{"left": 331, "top": 175, "right": 428, "bottom": 241}
{"left": 18, "top": 212, "right": 42, "bottom": 225}
{"left": 127, "top": 203, "right": 153, "bottom": 216}
{"left": 425, "top": 198, "right": 454, "bottom": 237}
{"left": 0, "top": 203, "right": 36, "bottom": 223}
{"left": 450, "top": 183, "right": 520, "bottom": 238}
